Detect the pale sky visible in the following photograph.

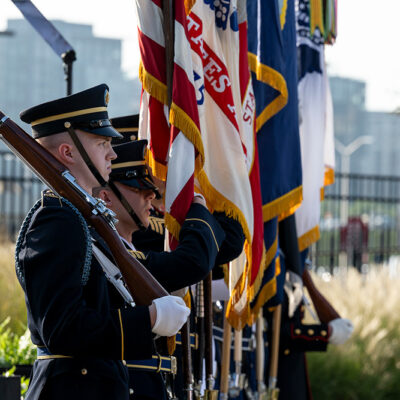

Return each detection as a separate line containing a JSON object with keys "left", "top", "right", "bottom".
{"left": 1, "top": 0, "right": 399, "bottom": 112}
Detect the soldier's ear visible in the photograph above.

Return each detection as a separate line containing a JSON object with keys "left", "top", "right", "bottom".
{"left": 98, "top": 189, "right": 113, "bottom": 207}
{"left": 57, "top": 143, "right": 74, "bottom": 165}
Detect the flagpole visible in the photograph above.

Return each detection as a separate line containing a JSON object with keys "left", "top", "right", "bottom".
{"left": 162, "top": 0, "right": 174, "bottom": 106}
{"left": 162, "top": 1, "right": 195, "bottom": 398}
{"left": 255, "top": 312, "right": 267, "bottom": 400}
{"left": 267, "top": 305, "right": 281, "bottom": 400}
{"left": 204, "top": 272, "right": 218, "bottom": 399}
{"left": 219, "top": 308, "right": 232, "bottom": 400}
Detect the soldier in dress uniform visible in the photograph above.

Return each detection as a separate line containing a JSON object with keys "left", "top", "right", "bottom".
{"left": 93, "top": 132, "right": 245, "bottom": 398}
{"left": 266, "top": 238, "right": 353, "bottom": 400}
{"left": 110, "top": 114, "right": 166, "bottom": 252}
{"left": 16, "top": 84, "right": 190, "bottom": 400}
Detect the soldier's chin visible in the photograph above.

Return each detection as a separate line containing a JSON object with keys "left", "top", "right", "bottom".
{"left": 142, "top": 216, "right": 150, "bottom": 229}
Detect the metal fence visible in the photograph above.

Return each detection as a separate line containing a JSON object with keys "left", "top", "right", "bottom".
{"left": 310, "top": 172, "right": 400, "bottom": 271}
{"left": 2, "top": 149, "right": 400, "bottom": 269}
{"left": 0, "top": 150, "right": 44, "bottom": 240}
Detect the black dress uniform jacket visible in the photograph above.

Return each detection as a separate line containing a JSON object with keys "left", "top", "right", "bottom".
{"left": 128, "top": 206, "right": 244, "bottom": 400}
{"left": 267, "top": 294, "right": 329, "bottom": 400}
{"left": 17, "top": 193, "right": 155, "bottom": 400}
{"left": 131, "top": 203, "right": 226, "bottom": 293}
{"left": 127, "top": 203, "right": 227, "bottom": 400}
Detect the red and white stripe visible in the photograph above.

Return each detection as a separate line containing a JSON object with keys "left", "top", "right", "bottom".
{"left": 136, "top": 0, "right": 201, "bottom": 248}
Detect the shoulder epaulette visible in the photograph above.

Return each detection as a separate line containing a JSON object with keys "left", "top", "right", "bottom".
{"left": 148, "top": 216, "right": 165, "bottom": 235}
{"left": 128, "top": 249, "right": 147, "bottom": 260}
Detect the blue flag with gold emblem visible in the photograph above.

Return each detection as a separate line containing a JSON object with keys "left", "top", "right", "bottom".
{"left": 248, "top": 0, "right": 302, "bottom": 316}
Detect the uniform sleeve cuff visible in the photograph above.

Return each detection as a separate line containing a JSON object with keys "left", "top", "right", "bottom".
{"left": 118, "top": 306, "right": 155, "bottom": 360}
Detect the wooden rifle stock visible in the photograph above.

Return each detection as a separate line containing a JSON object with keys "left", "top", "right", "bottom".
{"left": 0, "top": 112, "right": 168, "bottom": 305}
{"left": 302, "top": 269, "right": 340, "bottom": 323}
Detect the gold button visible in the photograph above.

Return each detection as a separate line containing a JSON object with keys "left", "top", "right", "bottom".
{"left": 129, "top": 388, "right": 134, "bottom": 395}
{"left": 308, "top": 329, "right": 314, "bottom": 335}
{"left": 64, "top": 121, "right": 71, "bottom": 128}
{"left": 284, "top": 349, "right": 290, "bottom": 355}
{"left": 122, "top": 360, "right": 127, "bottom": 366}
{"left": 294, "top": 329, "right": 301, "bottom": 335}
{"left": 321, "top": 330, "right": 327, "bottom": 337}
{"left": 81, "top": 368, "right": 88, "bottom": 375}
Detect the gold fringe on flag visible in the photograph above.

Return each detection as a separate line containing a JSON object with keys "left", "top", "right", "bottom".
{"left": 145, "top": 150, "right": 168, "bottom": 182}
{"left": 250, "top": 256, "right": 281, "bottom": 322}
{"left": 280, "top": 0, "right": 288, "bottom": 30}
{"left": 298, "top": 225, "right": 320, "bottom": 252}
{"left": 248, "top": 52, "right": 288, "bottom": 132}
{"left": 262, "top": 186, "right": 303, "bottom": 223}
{"left": 169, "top": 102, "right": 205, "bottom": 168}
{"left": 310, "top": 0, "right": 325, "bottom": 36}
{"left": 139, "top": 62, "right": 168, "bottom": 106}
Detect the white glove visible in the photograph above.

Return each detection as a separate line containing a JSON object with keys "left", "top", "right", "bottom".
{"left": 328, "top": 318, "right": 354, "bottom": 345}
{"left": 284, "top": 271, "right": 303, "bottom": 318}
{"left": 151, "top": 295, "right": 191, "bottom": 337}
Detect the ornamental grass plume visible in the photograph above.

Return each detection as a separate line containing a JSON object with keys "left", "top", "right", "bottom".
{"left": 307, "top": 266, "right": 400, "bottom": 400}
{"left": 0, "top": 241, "right": 26, "bottom": 334}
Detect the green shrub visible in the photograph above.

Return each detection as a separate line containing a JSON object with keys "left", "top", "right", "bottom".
{"left": 0, "top": 317, "right": 35, "bottom": 367}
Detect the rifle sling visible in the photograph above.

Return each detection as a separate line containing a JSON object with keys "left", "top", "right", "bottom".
{"left": 66, "top": 125, "right": 107, "bottom": 187}
{"left": 66, "top": 125, "right": 146, "bottom": 231}
{"left": 108, "top": 180, "right": 146, "bottom": 231}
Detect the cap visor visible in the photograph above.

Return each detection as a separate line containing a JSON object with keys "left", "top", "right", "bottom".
{"left": 82, "top": 125, "right": 123, "bottom": 138}
{"left": 119, "top": 178, "right": 161, "bottom": 198}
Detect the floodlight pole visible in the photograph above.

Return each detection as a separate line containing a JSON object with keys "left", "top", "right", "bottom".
{"left": 335, "top": 136, "right": 374, "bottom": 225}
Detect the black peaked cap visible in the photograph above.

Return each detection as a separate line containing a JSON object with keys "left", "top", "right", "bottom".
{"left": 110, "top": 114, "right": 139, "bottom": 145}
{"left": 110, "top": 139, "right": 160, "bottom": 198}
{"left": 20, "top": 84, "right": 122, "bottom": 139}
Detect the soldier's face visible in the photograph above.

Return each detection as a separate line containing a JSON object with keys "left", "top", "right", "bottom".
{"left": 77, "top": 131, "right": 116, "bottom": 187}
{"left": 115, "top": 182, "right": 155, "bottom": 230}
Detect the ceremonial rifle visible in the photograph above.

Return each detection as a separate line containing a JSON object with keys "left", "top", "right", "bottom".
{"left": 194, "top": 281, "right": 205, "bottom": 398}
{"left": 0, "top": 113, "right": 168, "bottom": 305}
{"left": 302, "top": 268, "right": 340, "bottom": 323}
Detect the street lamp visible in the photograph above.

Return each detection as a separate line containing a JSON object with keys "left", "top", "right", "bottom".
{"left": 335, "top": 136, "right": 374, "bottom": 224}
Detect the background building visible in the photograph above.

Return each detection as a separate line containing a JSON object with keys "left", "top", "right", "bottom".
{"left": 0, "top": 18, "right": 141, "bottom": 145}
{"left": 330, "top": 76, "right": 400, "bottom": 176}
{"left": 0, "top": 19, "right": 142, "bottom": 236}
